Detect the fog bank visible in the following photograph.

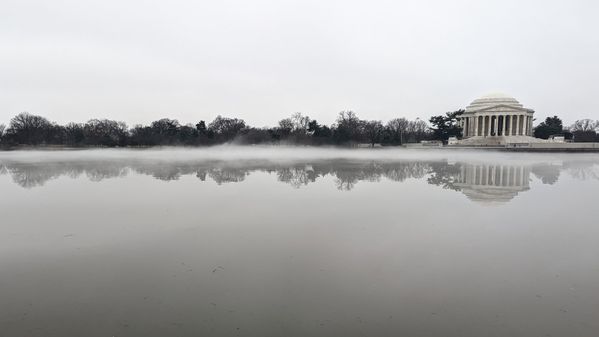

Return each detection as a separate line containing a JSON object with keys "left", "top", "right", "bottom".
{"left": 2, "top": 146, "right": 598, "bottom": 165}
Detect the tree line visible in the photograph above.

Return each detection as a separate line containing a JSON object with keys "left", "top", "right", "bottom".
{"left": 0, "top": 111, "right": 433, "bottom": 147}
{"left": 533, "top": 116, "right": 599, "bottom": 142}
{"left": 1, "top": 111, "right": 596, "bottom": 147}
{"left": 3, "top": 155, "right": 593, "bottom": 190}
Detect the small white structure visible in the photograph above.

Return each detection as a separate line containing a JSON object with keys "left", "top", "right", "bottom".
{"left": 420, "top": 140, "right": 443, "bottom": 147}
{"left": 455, "top": 93, "right": 546, "bottom": 146}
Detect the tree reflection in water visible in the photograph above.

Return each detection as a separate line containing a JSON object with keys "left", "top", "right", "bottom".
{"left": 1, "top": 156, "right": 599, "bottom": 203}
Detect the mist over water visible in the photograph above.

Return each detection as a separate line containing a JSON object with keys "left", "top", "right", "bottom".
{"left": 1, "top": 148, "right": 599, "bottom": 337}
{"left": 0, "top": 145, "right": 519, "bottom": 162}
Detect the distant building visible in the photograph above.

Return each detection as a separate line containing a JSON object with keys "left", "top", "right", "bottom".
{"left": 455, "top": 93, "right": 546, "bottom": 146}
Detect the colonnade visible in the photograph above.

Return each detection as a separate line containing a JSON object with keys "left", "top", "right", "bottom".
{"left": 461, "top": 114, "right": 533, "bottom": 137}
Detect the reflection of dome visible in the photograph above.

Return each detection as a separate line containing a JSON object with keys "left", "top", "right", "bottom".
{"left": 465, "top": 92, "right": 525, "bottom": 113}
{"left": 459, "top": 185, "right": 530, "bottom": 204}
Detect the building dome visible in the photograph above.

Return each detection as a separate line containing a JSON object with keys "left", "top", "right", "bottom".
{"left": 465, "top": 92, "right": 524, "bottom": 113}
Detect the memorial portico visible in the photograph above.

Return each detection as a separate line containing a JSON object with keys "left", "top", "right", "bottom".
{"left": 458, "top": 93, "right": 535, "bottom": 141}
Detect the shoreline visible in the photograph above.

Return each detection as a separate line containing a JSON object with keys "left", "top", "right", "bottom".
{"left": 2, "top": 143, "right": 599, "bottom": 153}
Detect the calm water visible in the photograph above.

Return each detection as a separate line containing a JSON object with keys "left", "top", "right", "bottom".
{"left": 1, "top": 148, "right": 598, "bottom": 337}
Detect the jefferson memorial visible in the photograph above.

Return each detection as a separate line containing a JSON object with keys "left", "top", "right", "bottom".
{"left": 456, "top": 93, "right": 542, "bottom": 145}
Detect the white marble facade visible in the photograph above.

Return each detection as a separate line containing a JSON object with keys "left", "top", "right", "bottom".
{"left": 458, "top": 93, "right": 534, "bottom": 138}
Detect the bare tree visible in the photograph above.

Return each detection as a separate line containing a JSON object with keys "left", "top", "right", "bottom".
{"left": 363, "top": 120, "right": 384, "bottom": 147}
{"left": 406, "top": 119, "right": 430, "bottom": 142}
{"left": 290, "top": 112, "right": 311, "bottom": 133}
{"left": 150, "top": 118, "right": 181, "bottom": 144}
{"left": 83, "top": 119, "right": 129, "bottom": 146}
{"left": 386, "top": 118, "right": 409, "bottom": 144}
{"left": 569, "top": 119, "right": 599, "bottom": 142}
{"left": 570, "top": 119, "right": 599, "bottom": 132}
{"left": 278, "top": 118, "right": 294, "bottom": 136}
{"left": 6, "top": 112, "right": 54, "bottom": 144}
{"left": 335, "top": 110, "right": 362, "bottom": 143}
{"left": 208, "top": 115, "right": 246, "bottom": 141}
{"left": 64, "top": 123, "right": 85, "bottom": 145}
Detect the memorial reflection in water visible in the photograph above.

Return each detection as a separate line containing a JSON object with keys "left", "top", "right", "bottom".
{"left": 454, "top": 163, "right": 531, "bottom": 203}
{"left": 1, "top": 154, "right": 598, "bottom": 204}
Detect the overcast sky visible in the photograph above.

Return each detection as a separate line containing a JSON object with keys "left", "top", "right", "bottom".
{"left": 1, "top": 0, "right": 598, "bottom": 127}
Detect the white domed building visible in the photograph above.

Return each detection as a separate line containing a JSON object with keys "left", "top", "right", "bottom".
{"left": 456, "top": 93, "right": 544, "bottom": 145}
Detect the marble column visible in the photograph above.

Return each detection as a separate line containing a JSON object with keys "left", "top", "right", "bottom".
{"left": 510, "top": 115, "right": 514, "bottom": 136}
{"left": 494, "top": 115, "right": 499, "bottom": 136}
{"left": 482, "top": 116, "right": 487, "bottom": 137}
{"left": 511, "top": 115, "right": 515, "bottom": 136}
{"left": 468, "top": 117, "right": 471, "bottom": 137}
{"left": 474, "top": 115, "right": 479, "bottom": 136}
{"left": 469, "top": 117, "right": 473, "bottom": 136}
{"left": 501, "top": 115, "right": 506, "bottom": 136}
{"left": 467, "top": 117, "right": 471, "bottom": 137}
{"left": 516, "top": 115, "right": 521, "bottom": 136}
{"left": 529, "top": 116, "right": 533, "bottom": 136}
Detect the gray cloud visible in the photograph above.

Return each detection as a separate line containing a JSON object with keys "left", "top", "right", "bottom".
{"left": 1, "top": 0, "right": 598, "bottom": 126}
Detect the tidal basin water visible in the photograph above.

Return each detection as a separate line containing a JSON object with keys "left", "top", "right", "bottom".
{"left": 1, "top": 148, "right": 598, "bottom": 337}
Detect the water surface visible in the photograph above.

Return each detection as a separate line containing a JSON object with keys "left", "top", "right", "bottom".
{"left": 1, "top": 148, "right": 598, "bottom": 337}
